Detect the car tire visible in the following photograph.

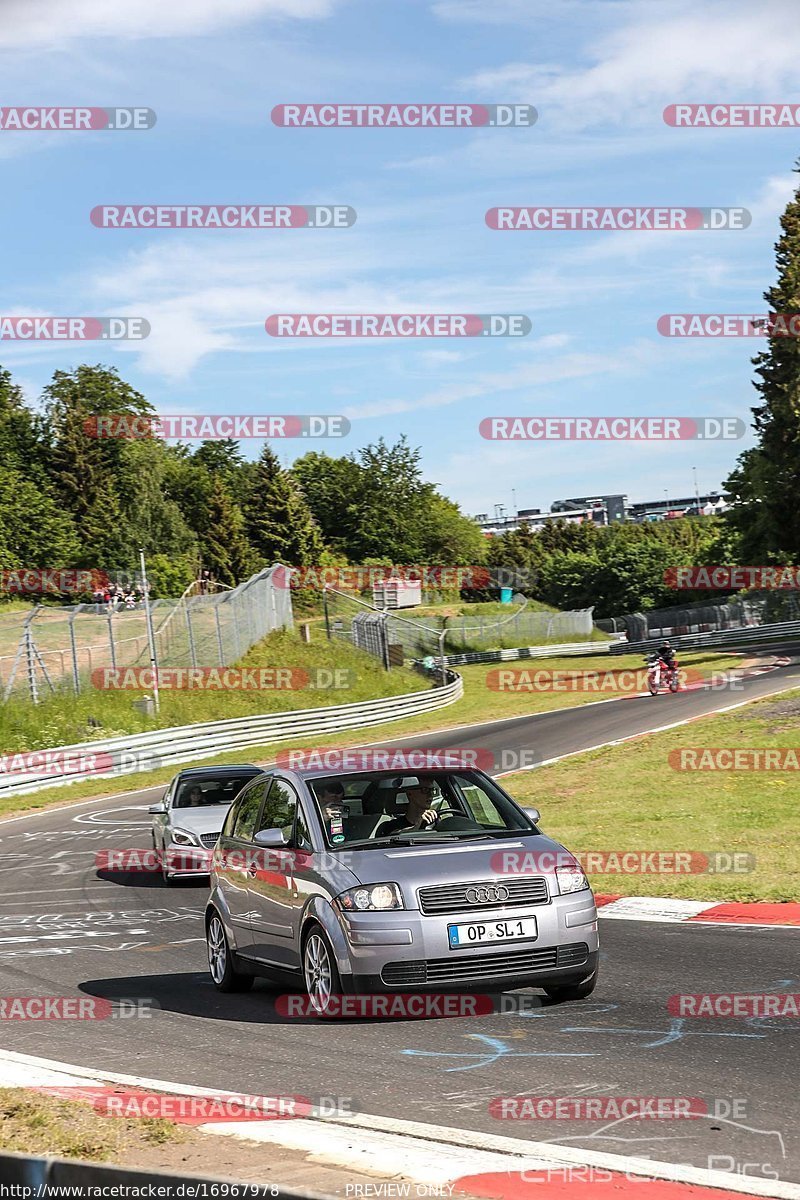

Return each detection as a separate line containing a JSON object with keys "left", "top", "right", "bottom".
{"left": 543, "top": 963, "right": 599, "bottom": 1002}
{"left": 303, "top": 924, "right": 343, "bottom": 1017}
{"left": 206, "top": 911, "right": 254, "bottom": 993}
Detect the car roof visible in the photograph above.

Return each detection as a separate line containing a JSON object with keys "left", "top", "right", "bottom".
{"left": 284, "top": 766, "right": 487, "bottom": 782}
{"left": 175, "top": 764, "right": 262, "bottom": 779}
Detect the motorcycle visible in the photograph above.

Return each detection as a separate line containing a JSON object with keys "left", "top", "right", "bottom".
{"left": 645, "top": 652, "right": 680, "bottom": 695}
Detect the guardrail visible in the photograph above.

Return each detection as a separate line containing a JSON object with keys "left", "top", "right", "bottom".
{"left": 609, "top": 621, "right": 800, "bottom": 655}
{"left": 443, "top": 639, "right": 619, "bottom": 666}
{"left": 0, "top": 675, "right": 463, "bottom": 799}
{"left": 0, "top": 1147, "right": 306, "bottom": 1197}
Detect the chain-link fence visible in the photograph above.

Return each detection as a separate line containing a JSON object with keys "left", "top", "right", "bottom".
{"left": 596, "top": 592, "right": 800, "bottom": 642}
{"left": 0, "top": 565, "right": 293, "bottom": 702}
{"left": 324, "top": 587, "right": 596, "bottom": 678}
{"left": 419, "top": 607, "right": 596, "bottom": 651}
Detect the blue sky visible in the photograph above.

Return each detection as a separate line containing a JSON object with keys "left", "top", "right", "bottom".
{"left": 1, "top": 0, "right": 799, "bottom": 518}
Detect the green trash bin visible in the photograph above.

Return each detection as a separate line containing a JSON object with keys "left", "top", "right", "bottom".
{"left": 500, "top": 587, "right": 513, "bottom": 604}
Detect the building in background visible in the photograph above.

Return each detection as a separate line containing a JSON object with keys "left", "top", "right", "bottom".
{"left": 475, "top": 490, "right": 727, "bottom": 536}
{"left": 628, "top": 492, "right": 728, "bottom": 522}
{"left": 551, "top": 494, "right": 628, "bottom": 523}
{"left": 475, "top": 506, "right": 607, "bottom": 534}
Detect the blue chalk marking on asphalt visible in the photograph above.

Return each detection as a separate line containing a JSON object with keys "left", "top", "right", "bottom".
{"left": 401, "top": 1034, "right": 597, "bottom": 1071}
{"left": 559, "top": 1019, "right": 765, "bottom": 1047}
{"left": 402, "top": 1014, "right": 766, "bottom": 1072}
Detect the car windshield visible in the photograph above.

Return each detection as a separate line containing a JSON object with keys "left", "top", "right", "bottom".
{"left": 173, "top": 776, "right": 253, "bottom": 809}
{"left": 308, "top": 771, "right": 535, "bottom": 849}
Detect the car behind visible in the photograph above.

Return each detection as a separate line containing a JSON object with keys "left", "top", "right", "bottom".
{"left": 150, "top": 764, "right": 263, "bottom": 884}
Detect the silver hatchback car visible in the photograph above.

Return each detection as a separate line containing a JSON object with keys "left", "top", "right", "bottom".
{"left": 205, "top": 766, "right": 598, "bottom": 1014}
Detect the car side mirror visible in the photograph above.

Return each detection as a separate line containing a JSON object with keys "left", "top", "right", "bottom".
{"left": 253, "top": 828, "right": 288, "bottom": 848}
{"left": 523, "top": 806, "right": 541, "bottom": 825}
{"left": 148, "top": 802, "right": 166, "bottom": 814}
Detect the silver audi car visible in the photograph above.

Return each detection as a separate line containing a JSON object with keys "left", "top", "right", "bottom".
{"left": 205, "top": 765, "right": 598, "bottom": 1013}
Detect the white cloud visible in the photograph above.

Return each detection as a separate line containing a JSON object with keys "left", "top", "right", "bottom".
{"left": 418, "top": 350, "right": 468, "bottom": 366}
{"left": 460, "top": 0, "right": 800, "bottom": 130}
{"left": 0, "top": 0, "right": 335, "bottom": 47}
{"left": 747, "top": 174, "right": 798, "bottom": 226}
{"left": 6, "top": 162, "right": 790, "bottom": 382}
{"left": 343, "top": 340, "right": 659, "bottom": 421}
{"left": 135, "top": 309, "right": 236, "bottom": 378}
{"left": 432, "top": 0, "right": 628, "bottom": 26}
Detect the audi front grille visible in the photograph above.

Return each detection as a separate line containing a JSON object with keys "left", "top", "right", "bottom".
{"left": 417, "top": 876, "right": 548, "bottom": 915}
{"left": 380, "top": 942, "right": 589, "bottom": 987}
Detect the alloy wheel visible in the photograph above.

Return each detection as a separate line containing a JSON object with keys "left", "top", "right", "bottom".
{"left": 207, "top": 915, "right": 227, "bottom": 984}
{"left": 304, "top": 932, "right": 333, "bottom": 1015}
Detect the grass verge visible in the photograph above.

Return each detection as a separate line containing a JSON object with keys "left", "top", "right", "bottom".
{"left": 0, "top": 1088, "right": 185, "bottom": 1161}
{"left": 499, "top": 689, "right": 800, "bottom": 902}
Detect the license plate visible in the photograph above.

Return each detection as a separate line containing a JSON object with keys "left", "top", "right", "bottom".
{"left": 448, "top": 916, "right": 538, "bottom": 948}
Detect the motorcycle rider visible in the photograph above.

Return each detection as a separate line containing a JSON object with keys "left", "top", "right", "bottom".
{"left": 658, "top": 640, "right": 677, "bottom": 669}
{"left": 657, "top": 639, "right": 680, "bottom": 685}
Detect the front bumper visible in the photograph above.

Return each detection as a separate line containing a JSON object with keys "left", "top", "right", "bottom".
{"left": 163, "top": 846, "right": 213, "bottom": 876}
{"left": 349, "top": 946, "right": 598, "bottom": 994}
{"left": 338, "top": 891, "right": 598, "bottom": 992}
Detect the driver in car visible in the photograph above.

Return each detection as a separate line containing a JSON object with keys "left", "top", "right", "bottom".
{"left": 382, "top": 777, "right": 439, "bottom": 834}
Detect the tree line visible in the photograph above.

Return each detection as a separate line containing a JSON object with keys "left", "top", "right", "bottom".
{"left": 0, "top": 360, "right": 740, "bottom": 617}
{"left": 0, "top": 364, "right": 485, "bottom": 598}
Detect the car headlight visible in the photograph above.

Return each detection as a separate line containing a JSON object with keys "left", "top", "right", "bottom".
{"left": 555, "top": 864, "right": 589, "bottom": 895}
{"left": 336, "top": 883, "right": 404, "bottom": 912}
{"left": 170, "top": 828, "right": 199, "bottom": 846}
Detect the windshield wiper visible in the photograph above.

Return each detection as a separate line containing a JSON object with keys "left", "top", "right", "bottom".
{"left": 324, "top": 838, "right": 382, "bottom": 850}
{"left": 385, "top": 834, "right": 464, "bottom": 845}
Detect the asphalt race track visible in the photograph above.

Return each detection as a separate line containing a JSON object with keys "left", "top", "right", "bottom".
{"left": 1, "top": 662, "right": 799, "bottom": 1183}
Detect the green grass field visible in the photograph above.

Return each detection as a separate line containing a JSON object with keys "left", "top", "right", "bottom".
{"left": 500, "top": 690, "right": 800, "bottom": 902}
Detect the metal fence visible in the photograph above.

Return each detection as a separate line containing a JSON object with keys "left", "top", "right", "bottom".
{"left": 418, "top": 607, "right": 596, "bottom": 652}
{"left": 609, "top": 620, "right": 800, "bottom": 656}
{"left": 326, "top": 589, "right": 443, "bottom": 666}
{"left": 443, "top": 638, "right": 623, "bottom": 666}
{"left": 0, "top": 1148, "right": 305, "bottom": 1197}
{"left": 325, "top": 587, "right": 596, "bottom": 664}
{"left": 597, "top": 592, "right": 800, "bottom": 642}
{"left": 0, "top": 565, "right": 293, "bottom": 703}
{"left": 0, "top": 673, "right": 464, "bottom": 798}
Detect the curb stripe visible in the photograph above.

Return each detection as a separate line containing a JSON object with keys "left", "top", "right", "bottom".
{"left": 452, "top": 1168, "right": 781, "bottom": 1200}
{"left": 594, "top": 897, "right": 800, "bottom": 928}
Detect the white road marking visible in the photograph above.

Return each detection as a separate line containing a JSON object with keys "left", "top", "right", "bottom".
{"left": 0, "top": 784, "right": 166, "bottom": 827}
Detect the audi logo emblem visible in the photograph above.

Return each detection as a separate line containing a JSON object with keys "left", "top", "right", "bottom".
{"left": 466, "top": 884, "right": 510, "bottom": 905}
